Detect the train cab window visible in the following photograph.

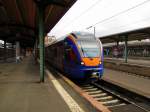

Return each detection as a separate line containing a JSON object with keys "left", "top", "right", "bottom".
{"left": 77, "top": 39, "right": 101, "bottom": 58}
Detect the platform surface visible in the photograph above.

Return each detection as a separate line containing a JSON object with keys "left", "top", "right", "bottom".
{"left": 0, "top": 56, "right": 72, "bottom": 112}
{"left": 103, "top": 68, "right": 150, "bottom": 98}
{"left": 104, "top": 57, "right": 150, "bottom": 66}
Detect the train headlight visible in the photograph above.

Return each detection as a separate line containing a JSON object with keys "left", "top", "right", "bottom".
{"left": 99, "top": 61, "right": 102, "bottom": 64}
{"left": 81, "top": 62, "right": 84, "bottom": 65}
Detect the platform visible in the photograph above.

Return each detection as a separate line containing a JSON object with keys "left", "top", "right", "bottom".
{"left": 0, "top": 56, "right": 98, "bottom": 112}
{"left": 104, "top": 57, "right": 150, "bottom": 66}
{"left": 103, "top": 68, "right": 150, "bottom": 98}
{"left": 0, "top": 56, "right": 99, "bottom": 112}
{"left": 104, "top": 57, "right": 150, "bottom": 77}
{"left": 0, "top": 56, "right": 73, "bottom": 112}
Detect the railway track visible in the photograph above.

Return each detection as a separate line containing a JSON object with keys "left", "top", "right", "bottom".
{"left": 46, "top": 64, "right": 150, "bottom": 112}
{"left": 75, "top": 80, "right": 150, "bottom": 112}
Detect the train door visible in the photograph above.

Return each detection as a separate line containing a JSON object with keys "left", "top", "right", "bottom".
{"left": 64, "top": 44, "right": 78, "bottom": 74}
{"left": 64, "top": 45, "right": 71, "bottom": 73}
{"left": 57, "top": 43, "right": 64, "bottom": 71}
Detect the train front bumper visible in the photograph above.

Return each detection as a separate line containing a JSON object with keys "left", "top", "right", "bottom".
{"left": 76, "top": 65, "right": 103, "bottom": 79}
{"left": 65, "top": 64, "right": 103, "bottom": 79}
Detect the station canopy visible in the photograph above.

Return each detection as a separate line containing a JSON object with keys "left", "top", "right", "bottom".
{"left": 48, "top": 0, "right": 150, "bottom": 43}
{"left": 0, "top": 0, "right": 76, "bottom": 47}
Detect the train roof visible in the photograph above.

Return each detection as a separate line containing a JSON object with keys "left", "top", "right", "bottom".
{"left": 46, "top": 31, "right": 96, "bottom": 47}
{"left": 57, "top": 31, "right": 95, "bottom": 40}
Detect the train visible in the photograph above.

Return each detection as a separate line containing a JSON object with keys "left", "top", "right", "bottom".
{"left": 45, "top": 32, "right": 104, "bottom": 80}
{"left": 103, "top": 41, "right": 150, "bottom": 58}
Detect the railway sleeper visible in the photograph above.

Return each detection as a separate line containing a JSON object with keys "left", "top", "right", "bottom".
{"left": 107, "top": 103, "right": 127, "bottom": 108}
{"left": 81, "top": 86, "right": 94, "bottom": 89}
{"left": 93, "top": 96, "right": 113, "bottom": 100}
{"left": 94, "top": 93, "right": 108, "bottom": 99}
{"left": 83, "top": 88, "right": 99, "bottom": 92}
{"left": 102, "top": 99, "right": 123, "bottom": 106}
{"left": 88, "top": 90, "right": 103, "bottom": 95}
{"left": 91, "top": 93, "right": 110, "bottom": 98}
{"left": 80, "top": 84, "right": 91, "bottom": 87}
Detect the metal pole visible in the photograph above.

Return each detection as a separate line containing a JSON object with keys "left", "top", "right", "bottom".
{"left": 33, "top": 40, "right": 37, "bottom": 64}
{"left": 116, "top": 41, "right": 119, "bottom": 47}
{"left": 38, "top": 5, "right": 45, "bottom": 82}
{"left": 124, "top": 35, "right": 128, "bottom": 63}
{"left": 4, "top": 40, "right": 6, "bottom": 61}
{"left": 16, "top": 41, "right": 20, "bottom": 63}
{"left": 86, "top": 26, "right": 96, "bottom": 39}
{"left": 94, "top": 27, "right": 96, "bottom": 39}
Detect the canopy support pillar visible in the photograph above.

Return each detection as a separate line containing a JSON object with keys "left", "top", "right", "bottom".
{"left": 38, "top": 5, "right": 45, "bottom": 82}
{"left": 124, "top": 35, "right": 128, "bottom": 63}
{"left": 4, "top": 40, "right": 7, "bottom": 62}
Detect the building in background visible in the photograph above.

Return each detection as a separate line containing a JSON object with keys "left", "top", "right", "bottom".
{"left": 45, "top": 35, "right": 56, "bottom": 46}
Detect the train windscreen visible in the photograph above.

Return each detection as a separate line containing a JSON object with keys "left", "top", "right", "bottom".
{"left": 77, "top": 39, "right": 101, "bottom": 58}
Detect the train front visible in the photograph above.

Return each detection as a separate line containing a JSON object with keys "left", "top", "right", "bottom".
{"left": 64, "top": 32, "right": 103, "bottom": 80}
{"left": 77, "top": 34, "right": 103, "bottom": 80}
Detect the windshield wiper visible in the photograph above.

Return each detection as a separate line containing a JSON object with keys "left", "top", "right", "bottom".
{"left": 78, "top": 42, "right": 86, "bottom": 57}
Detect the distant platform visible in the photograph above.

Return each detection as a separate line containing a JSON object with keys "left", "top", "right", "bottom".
{"left": 103, "top": 68, "right": 150, "bottom": 99}
{"left": 104, "top": 57, "right": 150, "bottom": 66}
{"left": 104, "top": 57, "right": 150, "bottom": 77}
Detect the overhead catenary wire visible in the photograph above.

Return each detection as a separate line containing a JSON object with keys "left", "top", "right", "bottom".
{"left": 55, "top": 0, "right": 102, "bottom": 30}
{"left": 71, "top": 0, "right": 102, "bottom": 23}
{"left": 92, "top": 0, "right": 150, "bottom": 27}
{"left": 84, "top": 0, "right": 150, "bottom": 36}
{"left": 105, "top": 16, "right": 150, "bottom": 31}
{"left": 51, "top": 0, "right": 150, "bottom": 38}
{"left": 72, "top": 0, "right": 150, "bottom": 32}
{"left": 97, "top": 18, "right": 150, "bottom": 38}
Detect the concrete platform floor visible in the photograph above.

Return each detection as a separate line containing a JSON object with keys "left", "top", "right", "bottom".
{"left": 104, "top": 57, "right": 150, "bottom": 66}
{"left": 0, "top": 56, "right": 72, "bottom": 112}
{"left": 103, "top": 68, "right": 150, "bottom": 98}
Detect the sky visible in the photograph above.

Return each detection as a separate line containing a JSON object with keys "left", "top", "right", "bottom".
{"left": 48, "top": 0, "right": 150, "bottom": 39}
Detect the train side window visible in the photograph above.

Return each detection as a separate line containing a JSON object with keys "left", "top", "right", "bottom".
{"left": 64, "top": 45, "right": 71, "bottom": 61}
{"left": 64, "top": 48, "right": 78, "bottom": 64}
{"left": 70, "top": 49, "right": 78, "bottom": 63}
{"left": 64, "top": 44, "right": 79, "bottom": 64}
{"left": 54, "top": 48, "right": 57, "bottom": 57}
